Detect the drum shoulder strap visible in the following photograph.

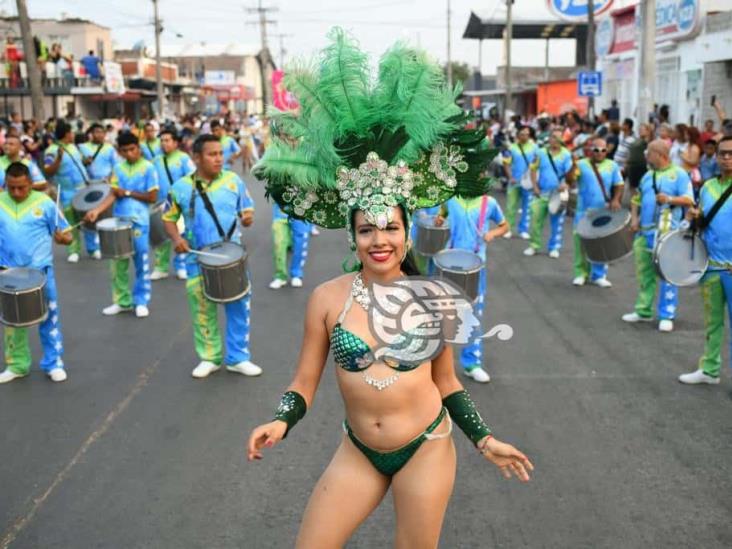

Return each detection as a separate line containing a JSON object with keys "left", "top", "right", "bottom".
{"left": 194, "top": 179, "right": 237, "bottom": 241}
{"left": 699, "top": 181, "right": 732, "bottom": 230}
{"left": 60, "top": 143, "right": 89, "bottom": 184}
{"left": 90, "top": 143, "right": 104, "bottom": 163}
{"left": 517, "top": 143, "right": 530, "bottom": 169}
{"left": 474, "top": 196, "right": 489, "bottom": 253}
{"left": 163, "top": 155, "right": 175, "bottom": 186}
{"left": 589, "top": 161, "right": 610, "bottom": 203}
{"left": 546, "top": 148, "right": 561, "bottom": 180}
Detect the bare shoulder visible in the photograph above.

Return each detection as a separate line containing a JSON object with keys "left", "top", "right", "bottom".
{"left": 310, "top": 273, "right": 355, "bottom": 322}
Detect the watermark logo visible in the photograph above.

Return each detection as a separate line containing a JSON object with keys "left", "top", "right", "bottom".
{"left": 366, "top": 276, "right": 513, "bottom": 367}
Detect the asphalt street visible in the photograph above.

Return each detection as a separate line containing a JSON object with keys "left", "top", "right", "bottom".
{"left": 1, "top": 175, "right": 731, "bottom": 549}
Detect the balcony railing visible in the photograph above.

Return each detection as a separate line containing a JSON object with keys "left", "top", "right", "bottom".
{"left": 0, "top": 76, "right": 104, "bottom": 94}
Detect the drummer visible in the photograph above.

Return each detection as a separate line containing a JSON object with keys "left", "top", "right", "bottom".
{"left": 435, "top": 194, "right": 509, "bottom": 383}
{"left": 141, "top": 122, "right": 162, "bottom": 161}
{"left": 571, "top": 137, "right": 624, "bottom": 288}
{"left": 43, "top": 120, "right": 100, "bottom": 263}
{"left": 622, "top": 140, "right": 694, "bottom": 332}
{"left": 0, "top": 134, "right": 47, "bottom": 191}
{"left": 269, "top": 203, "right": 311, "bottom": 289}
{"left": 84, "top": 131, "right": 159, "bottom": 319}
{"left": 502, "top": 126, "right": 538, "bottom": 240}
{"left": 151, "top": 128, "right": 195, "bottom": 281}
{"left": 0, "top": 162, "right": 72, "bottom": 384}
{"left": 524, "top": 129, "right": 574, "bottom": 258}
{"left": 679, "top": 135, "right": 732, "bottom": 386}
{"left": 211, "top": 120, "right": 242, "bottom": 171}
{"left": 162, "top": 134, "right": 260, "bottom": 379}
{"left": 80, "top": 123, "right": 119, "bottom": 182}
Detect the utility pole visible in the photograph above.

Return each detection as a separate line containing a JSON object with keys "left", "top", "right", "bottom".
{"left": 504, "top": 0, "right": 512, "bottom": 122}
{"left": 587, "top": 0, "right": 596, "bottom": 120}
{"left": 15, "top": 0, "right": 45, "bottom": 121}
{"left": 273, "top": 33, "right": 293, "bottom": 68}
{"left": 152, "top": 0, "right": 165, "bottom": 119}
{"left": 246, "top": 0, "right": 277, "bottom": 110}
{"left": 446, "top": 0, "right": 452, "bottom": 89}
{"left": 637, "top": 0, "right": 656, "bottom": 125}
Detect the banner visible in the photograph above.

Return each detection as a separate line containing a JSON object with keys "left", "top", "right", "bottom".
{"left": 103, "top": 62, "right": 125, "bottom": 95}
{"left": 272, "top": 70, "right": 299, "bottom": 111}
{"left": 546, "top": 0, "right": 614, "bottom": 22}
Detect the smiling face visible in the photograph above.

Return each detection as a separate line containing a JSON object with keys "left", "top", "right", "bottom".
{"left": 353, "top": 206, "right": 407, "bottom": 276}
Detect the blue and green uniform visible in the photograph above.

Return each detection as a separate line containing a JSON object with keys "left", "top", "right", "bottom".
{"left": 153, "top": 150, "right": 195, "bottom": 273}
{"left": 529, "top": 146, "right": 572, "bottom": 252}
{"left": 44, "top": 142, "right": 98, "bottom": 257}
{"left": 219, "top": 135, "right": 241, "bottom": 171}
{"left": 573, "top": 158, "right": 624, "bottom": 281}
{"left": 502, "top": 141, "right": 538, "bottom": 235}
{"left": 440, "top": 195, "right": 506, "bottom": 370}
{"left": 0, "top": 156, "right": 46, "bottom": 189}
{"left": 697, "top": 177, "right": 732, "bottom": 378}
{"left": 271, "top": 203, "right": 310, "bottom": 281}
{"left": 0, "top": 190, "right": 70, "bottom": 374}
{"left": 163, "top": 170, "right": 255, "bottom": 365}
{"left": 141, "top": 138, "right": 162, "bottom": 162}
{"left": 79, "top": 142, "right": 119, "bottom": 181}
{"left": 631, "top": 165, "right": 693, "bottom": 320}
{"left": 109, "top": 159, "right": 158, "bottom": 308}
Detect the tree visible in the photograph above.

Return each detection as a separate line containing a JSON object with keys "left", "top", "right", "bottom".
{"left": 444, "top": 61, "right": 470, "bottom": 85}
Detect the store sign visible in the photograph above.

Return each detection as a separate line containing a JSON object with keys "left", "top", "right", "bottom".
{"left": 656, "top": 0, "right": 699, "bottom": 41}
{"left": 578, "top": 71, "right": 602, "bottom": 97}
{"left": 596, "top": 18, "right": 613, "bottom": 57}
{"left": 610, "top": 8, "right": 636, "bottom": 54}
{"left": 546, "top": 0, "right": 615, "bottom": 22}
{"left": 103, "top": 62, "right": 125, "bottom": 95}
{"left": 204, "top": 70, "right": 235, "bottom": 86}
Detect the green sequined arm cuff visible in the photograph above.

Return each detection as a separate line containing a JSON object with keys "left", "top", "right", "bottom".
{"left": 274, "top": 391, "right": 307, "bottom": 438}
{"left": 442, "top": 390, "right": 492, "bottom": 446}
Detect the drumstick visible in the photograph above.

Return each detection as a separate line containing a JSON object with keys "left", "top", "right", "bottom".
{"left": 188, "top": 249, "right": 229, "bottom": 260}
{"left": 54, "top": 183, "right": 62, "bottom": 227}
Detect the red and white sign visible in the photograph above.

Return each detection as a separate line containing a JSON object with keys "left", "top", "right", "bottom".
{"left": 610, "top": 7, "right": 636, "bottom": 54}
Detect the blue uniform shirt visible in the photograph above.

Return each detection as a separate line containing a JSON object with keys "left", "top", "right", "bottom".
{"left": 699, "top": 154, "right": 720, "bottom": 182}
{"left": 0, "top": 190, "right": 70, "bottom": 269}
{"left": 0, "top": 157, "right": 46, "bottom": 189}
{"left": 573, "top": 158, "right": 624, "bottom": 224}
{"left": 502, "top": 141, "right": 538, "bottom": 183}
{"left": 153, "top": 150, "right": 195, "bottom": 203}
{"left": 637, "top": 165, "right": 693, "bottom": 241}
{"left": 44, "top": 143, "right": 88, "bottom": 206}
{"left": 442, "top": 196, "right": 505, "bottom": 260}
{"left": 79, "top": 142, "right": 119, "bottom": 181}
{"left": 531, "top": 147, "right": 573, "bottom": 194}
{"left": 220, "top": 135, "right": 241, "bottom": 171}
{"left": 141, "top": 139, "right": 162, "bottom": 161}
{"left": 699, "top": 178, "right": 732, "bottom": 266}
{"left": 110, "top": 159, "right": 159, "bottom": 226}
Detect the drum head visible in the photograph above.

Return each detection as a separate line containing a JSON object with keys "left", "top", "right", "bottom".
{"left": 198, "top": 241, "right": 246, "bottom": 267}
{"left": 433, "top": 249, "right": 482, "bottom": 273}
{"left": 71, "top": 183, "right": 110, "bottom": 212}
{"left": 656, "top": 231, "right": 708, "bottom": 286}
{"left": 97, "top": 217, "right": 132, "bottom": 231}
{"left": 416, "top": 215, "right": 448, "bottom": 230}
{"left": 577, "top": 208, "right": 630, "bottom": 239}
{"left": 0, "top": 267, "right": 46, "bottom": 292}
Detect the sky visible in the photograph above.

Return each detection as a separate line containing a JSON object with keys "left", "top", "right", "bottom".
{"left": 10, "top": 0, "right": 577, "bottom": 75}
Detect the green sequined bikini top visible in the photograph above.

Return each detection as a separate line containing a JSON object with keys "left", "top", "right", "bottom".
{"left": 330, "top": 295, "right": 418, "bottom": 372}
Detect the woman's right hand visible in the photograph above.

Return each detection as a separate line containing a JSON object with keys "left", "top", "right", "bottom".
{"left": 247, "top": 420, "right": 288, "bottom": 461}
{"left": 434, "top": 215, "right": 445, "bottom": 227}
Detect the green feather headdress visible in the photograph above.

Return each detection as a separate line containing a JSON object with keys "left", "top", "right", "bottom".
{"left": 254, "top": 28, "right": 497, "bottom": 248}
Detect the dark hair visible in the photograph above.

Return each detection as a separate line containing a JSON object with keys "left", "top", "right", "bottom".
{"left": 210, "top": 120, "right": 222, "bottom": 130}
{"left": 687, "top": 126, "right": 703, "bottom": 150}
{"left": 6, "top": 161, "right": 30, "bottom": 180}
{"left": 192, "top": 134, "right": 220, "bottom": 154}
{"left": 704, "top": 139, "right": 718, "bottom": 147}
{"left": 719, "top": 135, "right": 732, "bottom": 146}
{"left": 144, "top": 122, "right": 155, "bottom": 130}
{"left": 159, "top": 128, "right": 180, "bottom": 142}
{"left": 89, "top": 123, "right": 104, "bottom": 132}
{"left": 623, "top": 118, "right": 634, "bottom": 130}
{"left": 117, "top": 131, "right": 139, "bottom": 147}
{"left": 54, "top": 120, "right": 72, "bottom": 141}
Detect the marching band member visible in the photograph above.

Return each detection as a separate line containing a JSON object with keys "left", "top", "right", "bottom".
{"left": 162, "top": 134, "right": 260, "bottom": 379}
{"left": 571, "top": 137, "right": 624, "bottom": 288}
{"left": 85, "top": 131, "right": 158, "bottom": 319}
{"left": 502, "top": 126, "right": 538, "bottom": 239}
{"left": 140, "top": 122, "right": 162, "bottom": 161}
{"left": 524, "top": 129, "right": 574, "bottom": 258}
{"left": 0, "top": 134, "right": 47, "bottom": 191}
{"left": 679, "top": 135, "right": 732, "bottom": 385}
{"left": 0, "top": 162, "right": 72, "bottom": 384}
{"left": 269, "top": 203, "right": 311, "bottom": 289}
{"left": 151, "top": 128, "right": 195, "bottom": 281}
{"left": 622, "top": 140, "right": 693, "bottom": 332}
{"left": 211, "top": 120, "right": 242, "bottom": 171}
{"left": 80, "top": 123, "right": 119, "bottom": 181}
{"left": 436, "top": 194, "right": 509, "bottom": 382}
{"left": 44, "top": 121, "right": 100, "bottom": 262}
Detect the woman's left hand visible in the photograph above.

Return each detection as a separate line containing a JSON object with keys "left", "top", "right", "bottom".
{"left": 478, "top": 436, "right": 534, "bottom": 482}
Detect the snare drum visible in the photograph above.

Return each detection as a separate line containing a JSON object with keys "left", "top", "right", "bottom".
{"left": 432, "top": 249, "right": 483, "bottom": 302}
{"left": 197, "top": 241, "right": 250, "bottom": 303}
{"left": 414, "top": 215, "right": 450, "bottom": 256}
{"left": 149, "top": 203, "right": 169, "bottom": 248}
{"left": 97, "top": 217, "right": 134, "bottom": 259}
{"left": 548, "top": 188, "right": 569, "bottom": 215}
{"left": 576, "top": 208, "right": 634, "bottom": 263}
{"left": 71, "top": 183, "right": 112, "bottom": 229}
{"left": 519, "top": 172, "right": 534, "bottom": 191}
{"left": 0, "top": 267, "right": 48, "bottom": 327}
{"left": 653, "top": 229, "right": 709, "bottom": 287}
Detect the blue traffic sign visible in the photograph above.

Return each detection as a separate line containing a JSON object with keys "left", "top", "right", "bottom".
{"left": 578, "top": 71, "right": 602, "bottom": 97}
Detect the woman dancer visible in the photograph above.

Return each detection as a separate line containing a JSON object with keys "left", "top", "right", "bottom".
{"left": 248, "top": 30, "right": 533, "bottom": 548}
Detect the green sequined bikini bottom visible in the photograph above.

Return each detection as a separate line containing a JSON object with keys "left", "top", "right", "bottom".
{"left": 343, "top": 407, "right": 451, "bottom": 477}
